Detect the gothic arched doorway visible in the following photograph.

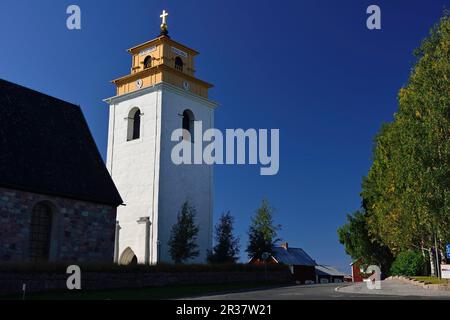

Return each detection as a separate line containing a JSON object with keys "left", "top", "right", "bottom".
{"left": 119, "top": 247, "right": 138, "bottom": 265}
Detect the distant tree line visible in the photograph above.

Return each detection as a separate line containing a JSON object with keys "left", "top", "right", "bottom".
{"left": 338, "top": 12, "right": 449, "bottom": 277}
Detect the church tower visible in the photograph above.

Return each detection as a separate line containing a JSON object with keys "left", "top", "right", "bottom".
{"left": 104, "top": 11, "right": 216, "bottom": 264}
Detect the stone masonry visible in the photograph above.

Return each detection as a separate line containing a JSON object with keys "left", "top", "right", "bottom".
{"left": 0, "top": 187, "right": 116, "bottom": 262}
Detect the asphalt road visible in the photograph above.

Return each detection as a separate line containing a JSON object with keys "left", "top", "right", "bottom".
{"left": 186, "top": 280, "right": 450, "bottom": 300}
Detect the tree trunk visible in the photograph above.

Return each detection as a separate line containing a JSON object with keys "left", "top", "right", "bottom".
{"left": 420, "top": 245, "right": 426, "bottom": 258}
{"left": 439, "top": 248, "right": 445, "bottom": 268}
{"left": 439, "top": 237, "right": 446, "bottom": 266}
{"left": 420, "top": 245, "right": 429, "bottom": 275}
{"left": 429, "top": 248, "right": 436, "bottom": 277}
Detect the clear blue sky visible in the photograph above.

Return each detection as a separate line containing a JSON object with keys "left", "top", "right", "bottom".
{"left": 0, "top": 0, "right": 447, "bottom": 272}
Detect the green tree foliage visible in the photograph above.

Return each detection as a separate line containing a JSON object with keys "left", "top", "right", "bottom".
{"left": 337, "top": 210, "right": 394, "bottom": 273}
{"left": 390, "top": 251, "right": 426, "bottom": 277}
{"left": 208, "top": 212, "right": 240, "bottom": 264}
{"left": 246, "top": 200, "right": 281, "bottom": 259}
{"left": 340, "top": 12, "right": 449, "bottom": 275}
{"left": 363, "top": 12, "right": 449, "bottom": 254}
{"left": 168, "top": 201, "right": 200, "bottom": 264}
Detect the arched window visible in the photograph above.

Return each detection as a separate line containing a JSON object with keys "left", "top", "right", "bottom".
{"left": 175, "top": 57, "right": 183, "bottom": 72}
{"left": 127, "top": 108, "right": 141, "bottom": 141}
{"left": 182, "top": 109, "right": 194, "bottom": 141}
{"left": 30, "top": 202, "right": 53, "bottom": 261}
{"left": 143, "top": 56, "right": 152, "bottom": 69}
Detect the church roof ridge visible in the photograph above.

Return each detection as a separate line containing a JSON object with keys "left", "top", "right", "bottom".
{"left": 0, "top": 79, "right": 123, "bottom": 207}
{"left": 0, "top": 79, "right": 80, "bottom": 110}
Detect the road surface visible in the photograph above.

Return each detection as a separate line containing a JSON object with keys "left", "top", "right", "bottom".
{"left": 186, "top": 279, "right": 450, "bottom": 300}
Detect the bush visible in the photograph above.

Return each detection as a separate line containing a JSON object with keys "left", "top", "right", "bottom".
{"left": 390, "top": 251, "right": 426, "bottom": 276}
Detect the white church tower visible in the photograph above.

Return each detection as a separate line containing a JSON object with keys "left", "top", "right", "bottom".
{"left": 104, "top": 11, "right": 217, "bottom": 264}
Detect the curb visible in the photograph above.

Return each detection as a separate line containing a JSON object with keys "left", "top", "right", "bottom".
{"left": 334, "top": 284, "right": 351, "bottom": 292}
{"left": 388, "top": 276, "right": 450, "bottom": 291}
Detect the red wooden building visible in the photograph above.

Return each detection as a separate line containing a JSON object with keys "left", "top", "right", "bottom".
{"left": 350, "top": 259, "right": 364, "bottom": 282}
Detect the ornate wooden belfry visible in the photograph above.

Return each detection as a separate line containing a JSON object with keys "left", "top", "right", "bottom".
{"left": 110, "top": 10, "right": 213, "bottom": 98}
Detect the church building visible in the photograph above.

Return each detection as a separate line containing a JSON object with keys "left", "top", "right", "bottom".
{"left": 105, "top": 11, "right": 217, "bottom": 264}
{"left": 0, "top": 79, "right": 123, "bottom": 262}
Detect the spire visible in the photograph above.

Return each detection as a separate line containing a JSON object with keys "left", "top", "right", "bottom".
{"left": 160, "top": 10, "right": 169, "bottom": 36}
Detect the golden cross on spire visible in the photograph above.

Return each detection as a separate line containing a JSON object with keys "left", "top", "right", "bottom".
{"left": 160, "top": 10, "right": 169, "bottom": 26}
{"left": 159, "top": 10, "right": 169, "bottom": 36}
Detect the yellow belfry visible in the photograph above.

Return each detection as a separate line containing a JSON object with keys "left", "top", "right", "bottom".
{"left": 111, "top": 10, "right": 213, "bottom": 98}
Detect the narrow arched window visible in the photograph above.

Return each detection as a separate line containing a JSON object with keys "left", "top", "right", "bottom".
{"left": 30, "top": 202, "right": 53, "bottom": 261}
{"left": 175, "top": 57, "right": 183, "bottom": 72}
{"left": 182, "top": 109, "right": 194, "bottom": 141}
{"left": 127, "top": 108, "right": 141, "bottom": 141}
{"left": 143, "top": 56, "right": 152, "bottom": 69}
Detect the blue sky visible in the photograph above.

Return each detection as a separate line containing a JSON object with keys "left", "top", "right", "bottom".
{"left": 0, "top": 0, "right": 447, "bottom": 272}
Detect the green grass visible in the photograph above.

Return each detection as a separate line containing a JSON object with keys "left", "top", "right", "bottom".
{"left": 412, "top": 276, "right": 450, "bottom": 285}
{"left": 1, "top": 281, "right": 288, "bottom": 300}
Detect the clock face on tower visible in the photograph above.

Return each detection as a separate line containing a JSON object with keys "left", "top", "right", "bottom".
{"left": 136, "top": 79, "right": 143, "bottom": 89}
{"left": 182, "top": 80, "right": 190, "bottom": 91}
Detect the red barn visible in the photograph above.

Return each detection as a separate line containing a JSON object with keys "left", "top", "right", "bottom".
{"left": 350, "top": 259, "right": 364, "bottom": 282}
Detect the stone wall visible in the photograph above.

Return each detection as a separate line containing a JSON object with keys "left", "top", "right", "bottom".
{"left": 0, "top": 187, "right": 116, "bottom": 262}
{"left": 0, "top": 270, "right": 293, "bottom": 295}
{"left": 389, "top": 275, "right": 450, "bottom": 291}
